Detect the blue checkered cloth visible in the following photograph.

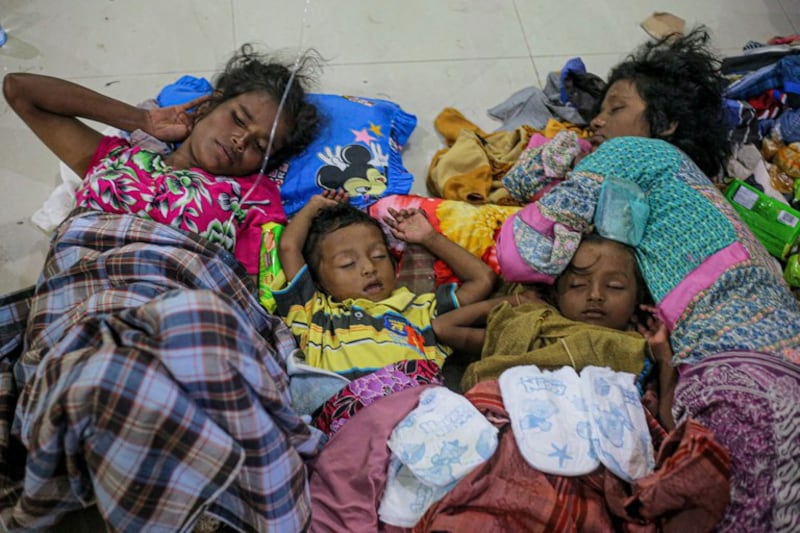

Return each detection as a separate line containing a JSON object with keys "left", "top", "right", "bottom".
{"left": 0, "top": 210, "right": 323, "bottom": 532}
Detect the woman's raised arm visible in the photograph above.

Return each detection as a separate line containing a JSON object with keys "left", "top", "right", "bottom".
{"left": 3, "top": 73, "right": 149, "bottom": 177}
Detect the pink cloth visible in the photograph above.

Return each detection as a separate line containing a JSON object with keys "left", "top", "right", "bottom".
{"left": 308, "top": 385, "right": 435, "bottom": 533}
{"left": 657, "top": 242, "right": 750, "bottom": 330}
{"left": 76, "top": 136, "right": 286, "bottom": 273}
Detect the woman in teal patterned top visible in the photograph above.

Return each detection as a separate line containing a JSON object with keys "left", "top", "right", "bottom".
{"left": 497, "top": 28, "right": 800, "bottom": 532}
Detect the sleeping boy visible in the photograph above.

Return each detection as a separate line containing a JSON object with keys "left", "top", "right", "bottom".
{"left": 274, "top": 190, "right": 496, "bottom": 434}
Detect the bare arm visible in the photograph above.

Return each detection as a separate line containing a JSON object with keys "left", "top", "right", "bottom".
{"left": 433, "top": 288, "right": 541, "bottom": 356}
{"left": 3, "top": 73, "right": 207, "bottom": 177}
{"left": 278, "top": 190, "right": 348, "bottom": 282}
{"left": 383, "top": 208, "right": 497, "bottom": 306}
{"left": 638, "top": 305, "right": 677, "bottom": 430}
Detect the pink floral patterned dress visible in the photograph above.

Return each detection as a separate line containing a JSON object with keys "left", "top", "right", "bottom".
{"left": 75, "top": 136, "right": 286, "bottom": 274}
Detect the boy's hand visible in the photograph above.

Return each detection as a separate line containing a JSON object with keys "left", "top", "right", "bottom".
{"left": 637, "top": 304, "right": 671, "bottom": 362}
{"left": 383, "top": 207, "right": 436, "bottom": 244}
{"left": 517, "top": 286, "right": 543, "bottom": 304}
{"left": 307, "top": 189, "right": 349, "bottom": 212}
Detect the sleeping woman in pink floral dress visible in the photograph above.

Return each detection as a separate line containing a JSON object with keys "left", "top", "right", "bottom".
{"left": 1, "top": 44, "right": 330, "bottom": 531}
{"left": 6, "top": 44, "right": 321, "bottom": 273}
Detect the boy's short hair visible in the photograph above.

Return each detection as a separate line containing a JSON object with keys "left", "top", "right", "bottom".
{"left": 302, "top": 203, "right": 395, "bottom": 283}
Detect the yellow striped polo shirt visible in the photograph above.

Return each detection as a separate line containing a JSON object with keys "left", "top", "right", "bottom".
{"left": 274, "top": 265, "right": 458, "bottom": 379}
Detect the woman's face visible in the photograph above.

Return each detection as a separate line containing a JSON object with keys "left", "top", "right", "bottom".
{"left": 177, "top": 91, "right": 288, "bottom": 176}
{"left": 589, "top": 80, "right": 651, "bottom": 149}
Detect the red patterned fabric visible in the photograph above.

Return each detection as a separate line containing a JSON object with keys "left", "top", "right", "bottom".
{"left": 313, "top": 359, "right": 442, "bottom": 436}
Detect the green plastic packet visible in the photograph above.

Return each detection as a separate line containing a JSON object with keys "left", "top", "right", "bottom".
{"left": 258, "top": 222, "right": 286, "bottom": 312}
{"left": 785, "top": 254, "right": 800, "bottom": 288}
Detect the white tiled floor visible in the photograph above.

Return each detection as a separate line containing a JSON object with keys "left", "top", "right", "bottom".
{"left": 1, "top": 0, "right": 797, "bottom": 293}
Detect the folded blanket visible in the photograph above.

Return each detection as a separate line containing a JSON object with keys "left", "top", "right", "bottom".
{"left": 0, "top": 210, "right": 323, "bottom": 532}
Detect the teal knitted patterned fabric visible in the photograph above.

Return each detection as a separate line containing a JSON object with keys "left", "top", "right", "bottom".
{"left": 573, "top": 137, "right": 800, "bottom": 364}
{"left": 574, "top": 137, "right": 738, "bottom": 303}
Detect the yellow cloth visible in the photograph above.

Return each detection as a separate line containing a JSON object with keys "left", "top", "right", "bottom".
{"left": 542, "top": 118, "right": 591, "bottom": 140}
{"left": 427, "top": 108, "right": 533, "bottom": 204}
{"left": 461, "top": 301, "right": 648, "bottom": 391}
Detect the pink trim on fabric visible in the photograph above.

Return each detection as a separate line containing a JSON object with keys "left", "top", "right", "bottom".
{"left": 658, "top": 242, "right": 750, "bottom": 330}
{"left": 495, "top": 214, "right": 556, "bottom": 284}
{"left": 526, "top": 133, "right": 550, "bottom": 149}
{"left": 516, "top": 202, "right": 556, "bottom": 238}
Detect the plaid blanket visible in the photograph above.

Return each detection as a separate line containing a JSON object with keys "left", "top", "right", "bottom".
{"left": 0, "top": 210, "right": 324, "bottom": 532}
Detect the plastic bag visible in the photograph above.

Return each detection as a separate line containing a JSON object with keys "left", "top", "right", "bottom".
{"left": 594, "top": 176, "right": 650, "bottom": 246}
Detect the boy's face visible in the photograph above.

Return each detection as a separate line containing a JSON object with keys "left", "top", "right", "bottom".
{"left": 316, "top": 223, "right": 397, "bottom": 302}
{"left": 555, "top": 239, "right": 639, "bottom": 331}
{"left": 589, "top": 80, "right": 650, "bottom": 149}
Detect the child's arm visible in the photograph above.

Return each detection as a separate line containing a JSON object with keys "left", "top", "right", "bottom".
{"left": 3, "top": 73, "right": 207, "bottom": 177}
{"left": 638, "top": 305, "right": 677, "bottom": 431}
{"left": 278, "top": 190, "right": 348, "bottom": 282}
{"left": 383, "top": 207, "right": 497, "bottom": 306}
{"left": 432, "top": 288, "right": 541, "bottom": 357}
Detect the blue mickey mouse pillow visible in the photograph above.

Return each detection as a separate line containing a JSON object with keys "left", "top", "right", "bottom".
{"left": 272, "top": 94, "right": 417, "bottom": 217}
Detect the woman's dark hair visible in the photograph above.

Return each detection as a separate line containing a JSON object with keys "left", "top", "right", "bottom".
{"left": 207, "top": 43, "right": 322, "bottom": 171}
{"left": 600, "top": 27, "right": 731, "bottom": 178}
{"left": 302, "top": 203, "right": 395, "bottom": 283}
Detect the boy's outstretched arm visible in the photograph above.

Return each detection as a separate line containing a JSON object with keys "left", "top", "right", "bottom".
{"left": 383, "top": 207, "right": 497, "bottom": 306}
{"left": 278, "top": 190, "right": 347, "bottom": 282}
{"left": 432, "top": 289, "right": 541, "bottom": 357}
{"left": 638, "top": 305, "right": 677, "bottom": 431}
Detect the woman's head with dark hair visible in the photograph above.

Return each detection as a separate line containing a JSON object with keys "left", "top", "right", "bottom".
{"left": 303, "top": 203, "right": 398, "bottom": 302}
{"left": 590, "top": 27, "right": 731, "bottom": 178}
{"left": 192, "top": 43, "right": 322, "bottom": 173}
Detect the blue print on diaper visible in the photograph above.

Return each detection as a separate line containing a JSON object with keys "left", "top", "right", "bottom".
{"left": 593, "top": 376, "right": 611, "bottom": 396}
{"left": 410, "top": 484, "right": 435, "bottom": 514}
{"left": 618, "top": 386, "right": 639, "bottom": 406}
{"left": 548, "top": 442, "right": 574, "bottom": 468}
{"left": 432, "top": 440, "right": 468, "bottom": 467}
{"left": 416, "top": 440, "right": 469, "bottom": 484}
{"left": 519, "top": 399, "right": 558, "bottom": 431}
{"left": 594, "top": 403, "right": 633, "bottom": 448}
{"left": 397, "top": 442, "right": 426, "bottom": 465}
{"left": 519, "top": 375, "right": 567, "bottom": 395}
{"left": 569, "top": 393, "right": 589, "bottom": 412}
{"left": 397, "top": 413, "right": 417, "bottom": 429}
{"left": 476, "top": 428, "right": 498, "bottom": 460}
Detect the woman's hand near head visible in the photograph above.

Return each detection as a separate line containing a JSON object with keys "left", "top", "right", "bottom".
{"left": 143, "top": 95, "right": 210, "bottom": 142}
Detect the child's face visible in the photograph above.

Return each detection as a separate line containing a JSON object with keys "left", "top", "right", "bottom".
{"left": 589, "top": 80, "right": 650, "bottom": 149}
{"left": 181, "top": 91, "right": 288, "bottom": 176}
{"left": 316, "top": 223, "right": 396, "bottom": 302}
{"left": 555, "top": 239, "right": 639, "bottom": 331}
